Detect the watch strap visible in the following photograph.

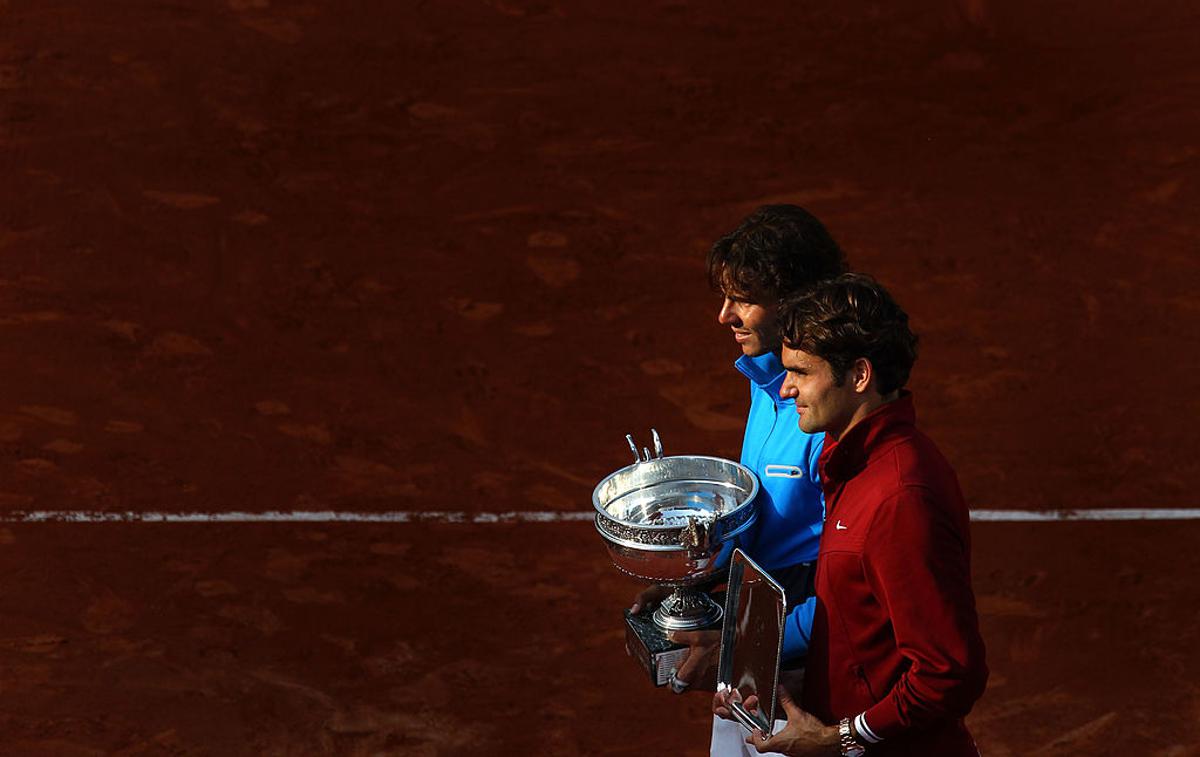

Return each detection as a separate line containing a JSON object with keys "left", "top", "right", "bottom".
{"left": 838, "top": 717, "right": 866, "bottom": 756}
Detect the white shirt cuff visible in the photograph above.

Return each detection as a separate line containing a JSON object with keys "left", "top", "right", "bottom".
{"left": 854, "top": 713, "right": 883, "bottom": 745}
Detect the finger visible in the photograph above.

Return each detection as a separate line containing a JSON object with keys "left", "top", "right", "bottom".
{"left": 630, "top": 588, "right": 654, "bottom": 614}
{"left": 712, "top": 693, "right": 730, "bottom": 718}
{"left": 744, "top": 729, "right": 774, "bottom": 752}
{"left": 672, "top": 645, "right": 711, "bottom": 685}
{"left": 776, "top": 684, "right": 802, "bottom": 718}
{"left": 668, "top": 670, "right": 690, "bottom": 695}
{"left": 753, "top": 732, "right": 779, "bottom": 754}
{"left": 671, "top": 628, "right": 722, "bottom": 647}
{"left": 743, "top": 694, "right": 760, "bottom": 714}
{"left": 632, "top": 585, "right": 672, "bottom": 613}
{"left": 666, "top": 629, "right": 699, "bottom": 645}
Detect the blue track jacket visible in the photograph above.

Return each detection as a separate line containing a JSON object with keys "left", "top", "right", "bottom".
{"left": 734, "top": 351, "right": 825, "bottom": 660}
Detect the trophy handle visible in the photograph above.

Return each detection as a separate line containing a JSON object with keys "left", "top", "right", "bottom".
{"left": 626, "top": 434, "right": 641, "bottom": 464}
{"left": 625, "top": 429, "right": 666, "bottom": 464}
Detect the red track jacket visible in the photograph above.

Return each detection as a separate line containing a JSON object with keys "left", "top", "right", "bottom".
{"left": 801, "top": 393, "right": 988, "bottom": 756}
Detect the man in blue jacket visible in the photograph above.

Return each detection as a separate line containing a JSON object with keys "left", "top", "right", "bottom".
{"left": 630, "top": 204, "right": 848, "bottom": 756}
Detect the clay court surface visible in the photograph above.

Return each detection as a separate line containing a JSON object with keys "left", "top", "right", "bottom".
{"left": 1, "top": 1, "right": 1198, "bottom": 754}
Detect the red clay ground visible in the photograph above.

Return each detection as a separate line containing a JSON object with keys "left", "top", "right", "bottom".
{"left": 1, "top": 0, "right": 1198, "bottom": 754}
{"left": 0, "top": 522, "right": 1197, "bottom": 755}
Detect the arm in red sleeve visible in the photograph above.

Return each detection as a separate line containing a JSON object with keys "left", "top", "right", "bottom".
{"left": 859, "top": 487, "right": 988, "bottom": 739}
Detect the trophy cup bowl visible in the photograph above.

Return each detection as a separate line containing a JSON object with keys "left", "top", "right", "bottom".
{"left": 593, "top": 431, "right": 759, "bottom": 686}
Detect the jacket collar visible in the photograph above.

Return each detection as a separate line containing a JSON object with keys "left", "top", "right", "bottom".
{"left": 735, "top": 351, "right": 787, "bottom": 403}
{"left": 819, "top": 391, "right": 917, "bottom": 485}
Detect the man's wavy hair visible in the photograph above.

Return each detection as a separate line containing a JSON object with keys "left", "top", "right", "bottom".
{"left": 707, "top": 205, "right": 847, "bottom": 301}
{"left": 779, "top": 273, "right": 919, "bottom": 396}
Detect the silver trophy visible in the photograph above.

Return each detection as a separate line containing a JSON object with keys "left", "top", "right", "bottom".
{"left": 593, "top": 430, "right": 759, "bottom": 686}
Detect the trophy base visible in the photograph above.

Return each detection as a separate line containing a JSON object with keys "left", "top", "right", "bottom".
{"left": 652, "top": 588, "right": 724, "bottom": 631}
{"left": 624, "top": 608, "right": 689, "bottom": 687}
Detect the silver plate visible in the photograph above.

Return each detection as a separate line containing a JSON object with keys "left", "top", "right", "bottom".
{"left": 717, "top": 548, "right": 787, "bottom": 737}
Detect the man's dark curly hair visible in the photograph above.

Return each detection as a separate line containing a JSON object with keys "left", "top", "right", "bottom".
{"left": 707, "top": 205, "right": 847, "bottom": 301}
{"left": 778, "top": 273, "right": 919, "bottom": 396}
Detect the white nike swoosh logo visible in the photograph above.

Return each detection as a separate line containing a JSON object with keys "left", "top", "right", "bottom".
{"left": 835, "top": 520, "right": 848, "bottom": 530}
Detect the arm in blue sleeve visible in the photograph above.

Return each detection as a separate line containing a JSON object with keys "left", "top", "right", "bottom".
{"left": 780, "top": 595, "right": 816, "bottom": 660}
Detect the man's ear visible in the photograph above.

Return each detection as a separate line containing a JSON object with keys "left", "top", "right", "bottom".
{"left": 851, "top": 357, "right": 873, "bottom": 394}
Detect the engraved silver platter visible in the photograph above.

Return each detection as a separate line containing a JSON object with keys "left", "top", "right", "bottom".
{"left": 593, "top": 430, "right": 760, "bottom": 632}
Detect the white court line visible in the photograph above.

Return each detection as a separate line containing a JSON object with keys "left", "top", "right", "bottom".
{"left": 1, "top": 510, "right": 598, "bottom": 524}
{"left": 969, "top": 508, "right": 1200, "bottom": 521}
{"left": 1, "top": 509, "right": 1199, "bottom": 523}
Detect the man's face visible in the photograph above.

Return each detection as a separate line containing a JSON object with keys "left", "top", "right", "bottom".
{"left": 717, "top": 291, "right": 780, "bottom": 357}
{"left": 779, "top": 346, "right": 859, "bottom": 437}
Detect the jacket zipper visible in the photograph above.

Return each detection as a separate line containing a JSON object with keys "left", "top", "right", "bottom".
{"left": 755, "top": 399, "right": 780, "bottom": 472}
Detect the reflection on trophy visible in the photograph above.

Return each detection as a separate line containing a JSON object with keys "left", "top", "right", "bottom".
{"left": 592, "top": 430, "right": 759, "bottom": 687}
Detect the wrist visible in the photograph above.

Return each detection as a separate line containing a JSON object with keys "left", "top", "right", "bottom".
{"left": 823, "top": 725, "right": 842, "bottom": 751}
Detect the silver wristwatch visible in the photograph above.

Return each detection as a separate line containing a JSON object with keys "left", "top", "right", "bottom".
{"left": 839, "top": 718, "right": 866, "bottom": 756}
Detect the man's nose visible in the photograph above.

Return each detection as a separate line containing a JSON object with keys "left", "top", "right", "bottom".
{"left": 779, "top": 376, "right": 797, "bottom": 399}
{"left": 717, "top": 299, "right": 738, "bottom": 325}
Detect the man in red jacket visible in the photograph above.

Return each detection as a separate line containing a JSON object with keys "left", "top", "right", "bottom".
{"left": 722, "top": 273, "right": 988, "bottom": 756}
